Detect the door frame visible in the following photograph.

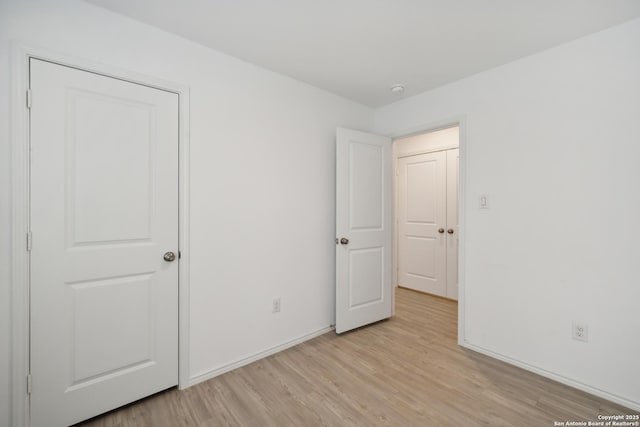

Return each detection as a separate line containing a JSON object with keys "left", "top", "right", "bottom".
{"left": 389, "top": 117, "right": 467, "bottom": 346}
{"left": 10, "top": 42, "right": 191, "bottom": 427}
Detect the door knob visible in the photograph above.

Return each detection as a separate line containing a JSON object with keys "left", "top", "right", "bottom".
{"left": 340, "top": 237, "right": 349, "bottom": 245}
{"left": 438, "top": 228, "right": 445, "bottom": 234}
{"left": 447, "top": 229, "right": 454, "bottom": 234}
{"left": 163, "top": 251, "right": 176, "bottom": 262}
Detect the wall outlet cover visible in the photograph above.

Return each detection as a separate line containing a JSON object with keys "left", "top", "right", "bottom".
{"left": 572, "top": 321, "right": 588, "bottom": 342}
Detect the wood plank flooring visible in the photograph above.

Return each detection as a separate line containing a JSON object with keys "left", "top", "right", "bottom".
{"left": 79, "top": 288, "right": 634, "bottom": 426}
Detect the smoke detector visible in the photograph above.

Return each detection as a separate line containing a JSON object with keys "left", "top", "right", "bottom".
{"left": 390, "top": 84, "right": 405, "bottom": 94}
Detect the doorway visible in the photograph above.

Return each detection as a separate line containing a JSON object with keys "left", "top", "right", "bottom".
{"left": 335, "top": 123, "right": 464, "bottom": 338}
{"left": 394, "top": 126, "right": 460, "bottom": 303}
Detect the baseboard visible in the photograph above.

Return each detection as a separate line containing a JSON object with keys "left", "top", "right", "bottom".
{"left": 187, "top": 325, "right": 334, "bottom": 387}
{"left": 461, "top": 340, "right": 640, "bottom": 412}
{"left": 397, "top": 285, "right": 458, "bottom": 302}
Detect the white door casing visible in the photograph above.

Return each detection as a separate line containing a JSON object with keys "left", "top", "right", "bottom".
{"left": 29, "top": 59, "right": 179, "bottom": 426}
{"left": 397, "top": 151, "right": 447, "bottom": 296}
{"left": 335, "top": 128, "right": 393, "bottom": 334}
{"left": 446, "top": 148, "right": 460, "bottom": 299}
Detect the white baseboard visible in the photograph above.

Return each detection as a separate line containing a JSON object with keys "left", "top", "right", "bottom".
{"left": 187, "top": 325, "right": 334, "bottom": 387}
{"left": 461, "top": 340, "right": 640, "bottom": 412}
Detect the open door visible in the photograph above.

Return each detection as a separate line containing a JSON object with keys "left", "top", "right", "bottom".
{"left": 336, "top": 128, "right": 392, "bottom": 334}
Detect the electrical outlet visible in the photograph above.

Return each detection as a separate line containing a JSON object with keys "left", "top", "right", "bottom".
{"left": 272, "top": 298, "right": 281, "bottom": 314}
{"left": 572, "top": 321, "right": 588, "bottom": 342}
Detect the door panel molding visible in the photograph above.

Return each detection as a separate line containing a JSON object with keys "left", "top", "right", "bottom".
{"left": 10, "top": 42, "right": 191, "bottom": 427}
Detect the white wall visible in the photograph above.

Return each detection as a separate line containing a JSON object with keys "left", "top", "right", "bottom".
{"left": 375, "top": 18, "right": 640, "bottom": 409}
{"left": 0, "top": 1, "right": 372, "bottom": 425}
{"left": 3, "top": 1, "right": 639, "bottom": 424}
{"left": 394, "top": 126, "right": 459, "bottom": 157}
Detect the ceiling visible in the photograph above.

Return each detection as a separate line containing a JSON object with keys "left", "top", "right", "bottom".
{"left": 86, "top": 0, "right": 640, "bottom": 107}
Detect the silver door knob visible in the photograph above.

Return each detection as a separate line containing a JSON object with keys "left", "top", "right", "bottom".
{"left": 340, "top": 237, "right": 349, "bottom": 245}
{"left": 438, "top": 228, "right": 445, "bottom": 234}
{"left": 163, "top": 251, "right": 176, "bottom": 262}
{"left": 447, "top": 229, "right": 454, "bottom": 234}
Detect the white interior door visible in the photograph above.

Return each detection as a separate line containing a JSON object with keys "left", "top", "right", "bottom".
{"left": 446, "top": 148, "right": 460, "bottom": 300}
{"left": 336, "top": 128, "right": 392, "bottom": 334}
{"left": 29, "top": 59, "right": 179, "bottom": 427}
{"left": 397, "top": 151, "right": 447, "bottom": 296}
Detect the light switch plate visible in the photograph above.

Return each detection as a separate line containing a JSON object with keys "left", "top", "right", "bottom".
{"left": 479, "top": 195, "right": 489, "bottom": 209}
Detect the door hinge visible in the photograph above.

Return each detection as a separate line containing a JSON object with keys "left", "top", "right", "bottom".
{"left": 26, "top": 231, "right": 32, "bottom": 252}
{"left": 27, "top": 374, "right": 32, "bottom": 395}
{"left": 26, "top": 89, "right": 32, "bottom": 109}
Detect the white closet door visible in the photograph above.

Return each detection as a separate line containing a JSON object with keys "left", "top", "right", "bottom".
{"left": 30, "top": 59, "right": 179, "bottom": 427}
{"left": 446, "top": 149, "right": 460, "bottom": 300}
{"left": 397, "top": 151, "right": 447, "bottom": 296}
{"left": 336, "top": 128, "right": 393, "bottom": 334}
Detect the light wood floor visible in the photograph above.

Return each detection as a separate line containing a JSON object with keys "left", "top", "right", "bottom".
{"left": 80, "top": 288, "right": 633, "bottom": 426}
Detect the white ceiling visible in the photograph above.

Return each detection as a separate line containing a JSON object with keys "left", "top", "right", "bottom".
{"left": 86, "top": 0, "right": 640, "bottom": 107}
